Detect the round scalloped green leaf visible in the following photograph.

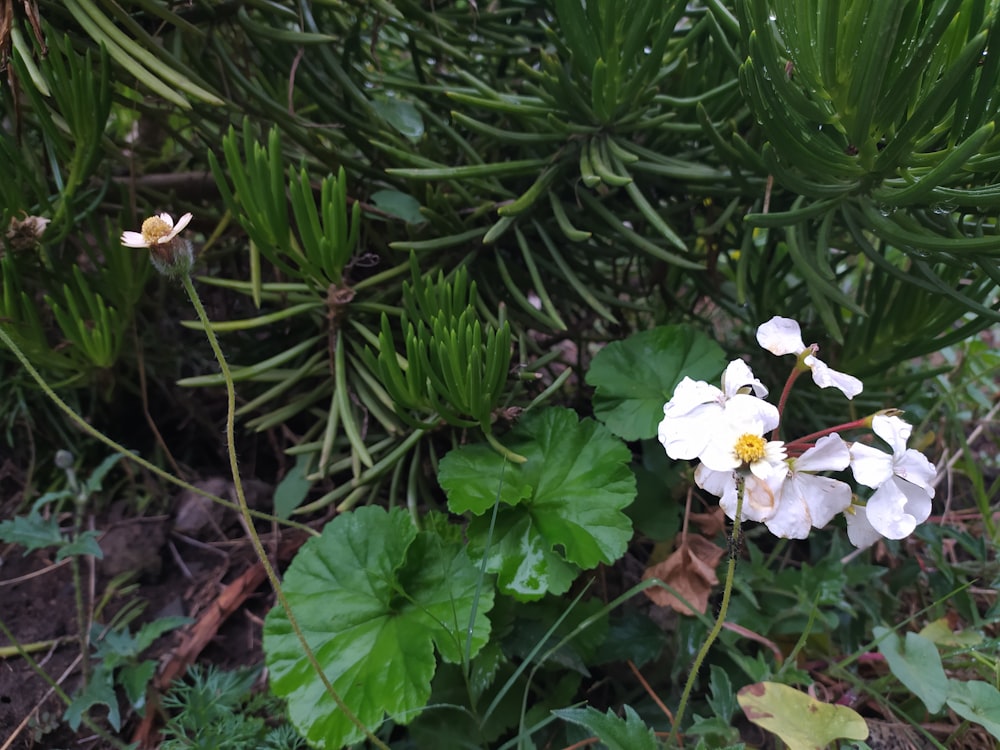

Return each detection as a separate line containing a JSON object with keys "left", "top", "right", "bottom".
{"left": 439, "top": 407, "right": 636, "bottom": 600}
{"left": 263, "top": 506, "right": 494, "bottom": 748}
{"left": 586, "top": 325, "right": 727, "bottom": 440}
{"left": 738, "top": 682, "right": 869, "bottom": 749}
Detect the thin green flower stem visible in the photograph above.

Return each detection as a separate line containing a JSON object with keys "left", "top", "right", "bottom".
{"left": 179, "top": 274, "right": 390, "bottom": 750}
{"left": 68, "top": 475, "right": 92, "bottom": 686}
{"left": 670, "top": 481, "right": 745, "bottom": 746}
{"left": 0, "top": 617, "right": 130, "bottom": 750}
{"left": 0, "top": 325, "right": 316, "bottom": 536}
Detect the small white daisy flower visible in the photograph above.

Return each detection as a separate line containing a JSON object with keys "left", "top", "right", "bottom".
{"left": 121, "top": 212, "right": 192, "bottom": 248}
{"left": 121, "top": 212, "right": 194, "bottom": 276}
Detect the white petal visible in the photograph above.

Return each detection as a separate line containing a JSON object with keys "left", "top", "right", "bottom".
{"left": 721, "top": 359, "right": 768, "bottom": 399}
{"left": 795, "top": 434, "right": 850, "bottom": 473}
{"left": 896, "top": 475, "right": 932, "bottom": 526}
{"left": 156, "top": 212, "right": 175, "bottom": 228}
{"left": 749, "top": 443, "right": 787, "bottom": 481}
{"left": 173, "top": 212, "right": 193, "bottom": 232}
{"left": 725, "top": 393, "right": 781, "bottom": 434}
{"left": 790, "top": 474, "right": 852, "bottom": 530}
{"left": 121, "top": 231, "right": 148, "bottom": 247}
{"left": 705, "top": 467, "right": 780, "bottom": 524}
{"left": 756, "top": 316, "right": 805, "bottom": 356}
{"left": 894, "top": 449, "right": 937, "bottom": 495}
{"left": 804, "top": 356, "right": 863, "bottom": 399}
{"left": 872, "top": 414, "right": 912, "bottom": 455}
{"left": 741, "top": 472, "right": 784, "bottom": 522}
{"left": 865, "top": 477, "right": 925, "bottom": 539}
{"left": 694, "top": 464, "right": 732, "bottom": 499}
{"left": 698, "top": 426, "right": 742, "bottom": 472}
{"left": 713, "top": 475, "right": 743, "bottom": 522}
{"left": 663, "top": 378, "right": 723, "bottom": 418}
{"left": 849, "top": 442, "right": 894, "bottom": 489}
{"left": 845, "top": 504, "right": 882, "bottom": 549}
{"left": 162, "top": 212, "right": 193, "bottom": 242}
{"left": 658, "top": 402, "right": 725, "bottom": 461}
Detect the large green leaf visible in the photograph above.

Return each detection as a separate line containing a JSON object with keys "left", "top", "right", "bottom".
{"left": 263, "top": 506, "right": 494, "bottom": 748}
{"left": 439, "top": 407, "right": 636, "bottom": 600}
{"left": 586, "top": 325, "right": 727, "bottom": 440}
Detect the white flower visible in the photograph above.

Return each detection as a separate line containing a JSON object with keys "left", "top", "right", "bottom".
{"left": 848, "top": 414, "right": 935, "bottom": 542}
{"left": 697, "top": 394, "right": 784, "bottom": 477}
{"left": 121, "top": 212, "right": 192, "bottom": 248}
{"left": 658, "top": 359, "right": 768, "bottom": 461}
{"left": 121, "top": 212, "right": 194, "bottom": 276}
{"left": 756, "top": 316, "right": 863, "bottom": 399}
{"left": 844, "top": 503, "right": 883, "bottom": 549}
{"left": 696, "top": 463, "right": 786, "bottom": 524}
{"left": 691, "top": 395, "right": 786, "bottom": 522}
{"left": 764, "top": 434, "right": 853, "bottom": 539}
{"left": 698, "top": 433, "right": 852, "bottom": 536}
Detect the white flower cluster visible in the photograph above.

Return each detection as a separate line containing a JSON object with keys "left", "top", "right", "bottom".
{"left": 658, "top": 317, "right": 936, "bottom": 548}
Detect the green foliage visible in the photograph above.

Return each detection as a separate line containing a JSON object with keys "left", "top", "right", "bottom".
{"left": 369, "top": 256, "right": 513, "bottom": 440}
{"left": 553, "top": 704, "right": 658, "bottom": 750}
{"left": 65, "top": 616, "right": 190, "bottom": 731}
{"left": 737, "top": 0, "right": 1000, "bottom": 339}
{"left": 439, "top": 407, "right": 636, "bottom": 600}
{"left": 587, "top": 325, "right": 727, "bottom": 440}
{"left": 875, "top": 627, "right": 1000, "bottom": 740}
{"left": 0, "top": 451, "right": 121, "bottom": 558}
{"left": 263, "top": 506, "right": 494, "bottom": 748}
{"left": 160, "top": 666, "right": 305, "bottom": 750}
{"left": 3, "top": 1, "right": 999, "bottom": 748}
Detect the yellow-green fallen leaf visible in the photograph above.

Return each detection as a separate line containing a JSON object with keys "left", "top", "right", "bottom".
{"left": 737, "top": 681, "right": 869, "bottom": 750}
{"left": 918, "top": 618, "right": 983, "bottom": 648}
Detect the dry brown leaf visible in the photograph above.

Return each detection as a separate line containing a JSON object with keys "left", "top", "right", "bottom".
{"left": 643, "top": 533, "right": 725, "bottom": 615}
{"left": 689, "top": 506, "right": 727, "bottom": 537}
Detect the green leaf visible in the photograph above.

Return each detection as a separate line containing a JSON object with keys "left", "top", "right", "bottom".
{"left": 738, "top": 682, "right": 869, "bottom": 749}
{"left": 370, "top": 189, "right": 427, "bottom": 224}
{"left": 263, "top": 506, "right": 494, "bottom": 748}
{"left": 707, "top": 664, "right": 739, "bottom": 723}
{"left": 120, "top": 660, "right": 157, "bottom": 709}
{"left": 439, "top": 407, "right": 636, "bottom": 600}
{"left": 874, "top": 627, "right": 949, "bottom": 713}
{"left": 372, "top": 96, "right": 425, "bottom": 139}
{"left": 0, "top": 510, "right": 63, "bottom": 553}
{"left": 64, "top": 665, "right": 120, "bottom": 731}
{"left": 586, "top": 325, "right": 727, "bottom": 440}
{"left": 946, "top": 680, "right": 1000, "bottom": 739}
{"left": 273, "top": 454, "right": 313, "bottom": 520}
{"left": 132, "top": 616, "right": 192, "bottom": 653}
{"left": 55, "top": 530, "right": 104, "bottom": 560}
{"left": 83, "top": 452, "right": 124, "bottom": 494}
{"left": 553, "top": 705, "right": 658, "bottom": 750}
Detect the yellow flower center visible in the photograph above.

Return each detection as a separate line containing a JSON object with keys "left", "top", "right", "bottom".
{"left": 141, "top": 216, "right": 171, "bottom": 244}
{"left": 733, "top": 433, "right": 766, "bottom": 463}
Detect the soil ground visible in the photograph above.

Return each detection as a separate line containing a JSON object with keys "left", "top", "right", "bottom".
{"left": 0, "top": 501, "right": 277, "bottom": 749}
